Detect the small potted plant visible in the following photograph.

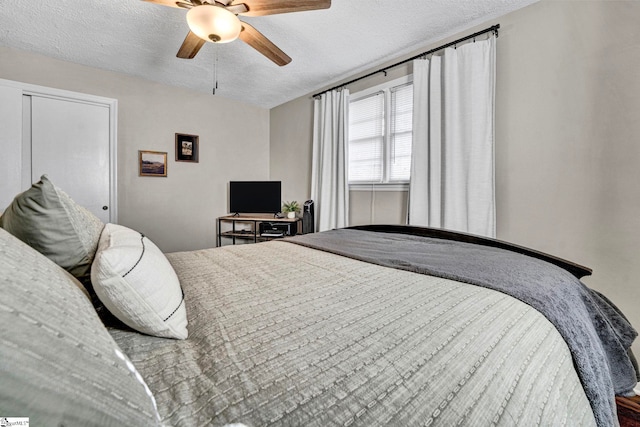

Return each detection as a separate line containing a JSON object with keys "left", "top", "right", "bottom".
{"left": 282, "top": 201, "right": 300, "bottom": 219}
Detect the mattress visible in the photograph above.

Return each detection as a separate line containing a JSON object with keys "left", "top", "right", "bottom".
{"left": 110, "top": 241, "right": 596, "bottom": 426}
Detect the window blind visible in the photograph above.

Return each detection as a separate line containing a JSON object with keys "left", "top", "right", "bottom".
{"left": 348, "top": 92, "right": 384, "bottom": 182}
{"left": 389, "top": 83, "right": 413, "bottom": 182}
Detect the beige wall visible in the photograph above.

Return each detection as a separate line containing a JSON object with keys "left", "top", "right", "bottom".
{"left": 271, "top": 0, "right": 640, "bottom": 355}
{"left": 0, "top": 46, "right": 270, "bottom": 252}
{"left": 495, "top": 0, "right": 640, "bottom": 358}
{"left": 269, "top": 96, "right": 313, "bottom": 203}
{"left": 349, "top": 190, "right": 408, "bottom": 226}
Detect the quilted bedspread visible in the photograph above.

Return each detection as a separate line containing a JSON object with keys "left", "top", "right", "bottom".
{"left": 289, "top": 228, "right": 639, "bottom": 426}
{"left": 110, "top": 241, "right": 595, "bottom": 426}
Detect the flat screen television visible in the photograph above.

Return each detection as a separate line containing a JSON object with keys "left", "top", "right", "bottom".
{"left": 229, "top": 181, "right": 281, "bottom": 214}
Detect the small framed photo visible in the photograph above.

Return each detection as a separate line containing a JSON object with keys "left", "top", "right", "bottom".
{"left": 175, "top": 133, "right": 199, "bottom": 163}
{"left": 139, "top": 150, "right": 167, "bottom": 177}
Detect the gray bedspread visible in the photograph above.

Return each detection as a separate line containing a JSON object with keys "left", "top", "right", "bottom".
{"left": 287, "top": 228, "right": 639, "bottom": 427}
{"left": 111, "top": 240, "right": 596, "bottom": 426}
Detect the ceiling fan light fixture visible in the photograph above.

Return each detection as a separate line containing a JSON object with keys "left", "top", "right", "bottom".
{"left": 186, "top": 5, "right": 241, "bottom": 43}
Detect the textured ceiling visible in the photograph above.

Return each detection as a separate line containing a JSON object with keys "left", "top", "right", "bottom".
{"left": 0, "top": 0, "right": 537, "bottom": 109}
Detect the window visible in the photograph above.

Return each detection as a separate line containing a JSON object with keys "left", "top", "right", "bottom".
{"left": 348, "top": 92, "right": 384, "bottom": 182}
{"left": 348, "top": 77, "right": 413, "bottom": 186}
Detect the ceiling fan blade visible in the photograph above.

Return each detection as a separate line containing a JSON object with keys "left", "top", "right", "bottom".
{"left": 239, "top": 23, "right": 291, "bottom": 66}
{"left": 225, "top": 3, "right": 249, "bottom": 14}
{"left": 177, "top": 31, "right": 206, "bottom": 59}
{"left": 239, "top": 0, "right": 330, "bottom": 17}
{"left": 142, "top": 0, "right": 193, "bottom": 9}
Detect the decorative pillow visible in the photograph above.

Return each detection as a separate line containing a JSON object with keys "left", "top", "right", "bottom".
{"left": 0, "top": 227, "right": 161, "bottom": 426}
{"left": 91, "top": 223, "right": 188, "bottom": 339}
{"left": 0, "top": 175, "right": 104, "bottom": 285}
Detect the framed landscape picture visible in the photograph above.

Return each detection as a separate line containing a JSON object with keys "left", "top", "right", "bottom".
{"left": 175, "top": 133, "right": 199, "bottom": 163}
{"left": 139, "top": 150, "right": 167, "bottom": 177}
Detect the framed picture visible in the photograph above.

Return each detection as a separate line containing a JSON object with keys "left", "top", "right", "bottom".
{"left": 139, "top": 150, "right": 167, "bottom": 177}
{"left": 175, "top": 133, "right": 199, "bottom": 163}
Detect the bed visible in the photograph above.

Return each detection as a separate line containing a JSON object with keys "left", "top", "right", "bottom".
{"left": 1, "top": 176, "right": 638, "bottom": 426}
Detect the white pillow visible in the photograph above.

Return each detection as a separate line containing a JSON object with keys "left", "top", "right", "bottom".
{"left": 91, "top": 223, "right": 188, "bottom": 339}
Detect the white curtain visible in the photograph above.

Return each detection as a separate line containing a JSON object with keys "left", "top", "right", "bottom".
{"left": 311, "top": 89, "right": 350, "bottom": 232}
{"left": 409, "top": 36, "right": 496, "bottom": 237}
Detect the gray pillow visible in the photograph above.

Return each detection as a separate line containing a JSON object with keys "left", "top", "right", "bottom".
{"left": 0, "top": 175, "right": 104, "bottom": 284}
{"left": 0, "top": 227, "right": 161, "bottom": 426}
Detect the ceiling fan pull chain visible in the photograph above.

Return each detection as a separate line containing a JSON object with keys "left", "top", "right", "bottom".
{"left": 212, "top": 43, "right": 219, "bottom": 95}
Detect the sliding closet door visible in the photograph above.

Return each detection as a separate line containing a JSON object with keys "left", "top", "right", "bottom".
{"left": 29, "top": 96, "right": 112, "bottom": 223}
{"left": 0, "top": 85, "right": 22, "bottom": 209}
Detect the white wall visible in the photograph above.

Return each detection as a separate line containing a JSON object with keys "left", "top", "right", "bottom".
{"left": 0, "top": 46, "right": 270, "bottom": 252}
{"left": 270, "top": 0, "right": 640, "bottom": 356}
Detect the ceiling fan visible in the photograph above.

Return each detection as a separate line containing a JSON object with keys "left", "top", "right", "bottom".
{"left": 144, "top": 0, "right": 331, "bottom": 66}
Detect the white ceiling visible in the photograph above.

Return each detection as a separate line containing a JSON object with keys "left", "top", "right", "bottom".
{"left": 0, "top": 0, "right": 536, "bottom": 109}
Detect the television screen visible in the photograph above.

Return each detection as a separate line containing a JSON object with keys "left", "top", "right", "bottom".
{"left": 229, "top": 181, "right": 281, "bottom": 214}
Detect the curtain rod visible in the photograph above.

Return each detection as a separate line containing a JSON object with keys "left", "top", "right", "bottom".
{"left": 312, "top": 24, "right": 500, "bottom": 98}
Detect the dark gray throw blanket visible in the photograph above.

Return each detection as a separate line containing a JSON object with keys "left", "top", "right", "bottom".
{"left": 285, "top": 229, "right": 638, "bottom": 427}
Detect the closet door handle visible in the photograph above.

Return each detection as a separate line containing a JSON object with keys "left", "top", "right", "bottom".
{"left": 102, "top": 206, "right": 108, "bottom": 210}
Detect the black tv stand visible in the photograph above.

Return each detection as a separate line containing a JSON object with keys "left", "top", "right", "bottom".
{"left": 217, "top": 214, "right": 301, "bottom": 247}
